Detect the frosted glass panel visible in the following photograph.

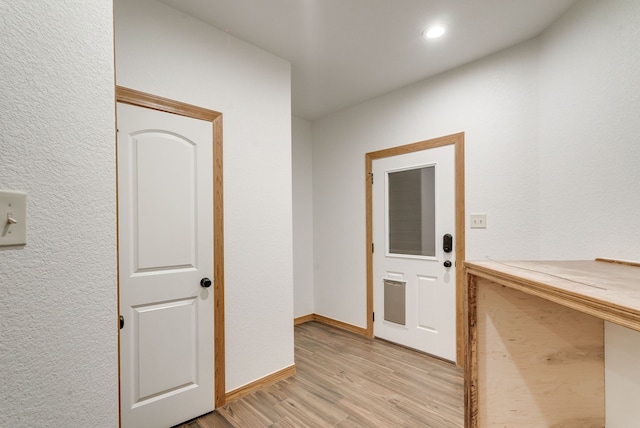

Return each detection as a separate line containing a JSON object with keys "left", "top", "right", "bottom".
{"left": 388, "top": 166, "right": 435, "bottom": 256}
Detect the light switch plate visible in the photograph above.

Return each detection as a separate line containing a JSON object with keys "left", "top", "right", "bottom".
{"left": 0, "top": 190, "right": 27, "bottom": 246}
{"left": 470, "top": 213, "right": 487, "bottom": 229}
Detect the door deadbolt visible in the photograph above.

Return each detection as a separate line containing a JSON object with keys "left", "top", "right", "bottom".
{"left": 443, "top": 234, "right": 453, "bottom": 253}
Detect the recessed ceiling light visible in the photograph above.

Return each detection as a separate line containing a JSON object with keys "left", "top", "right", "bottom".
{"left": 423, "top": 25, "right": 446, "bottom": 39}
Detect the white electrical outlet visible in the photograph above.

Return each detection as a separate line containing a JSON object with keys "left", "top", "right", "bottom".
{"left": 470, "top": 214, "right": 487, "bottom": 229}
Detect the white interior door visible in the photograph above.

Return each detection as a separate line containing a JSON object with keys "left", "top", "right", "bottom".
{"left": 373, "top": 144, "right": 456, "bottom": 362}
{"left": 117, "top": 102, "right": 214, "bottom": 428}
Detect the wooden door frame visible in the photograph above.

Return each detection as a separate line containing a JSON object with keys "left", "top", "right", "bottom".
{"left": 115, "top": 86, "right": 226, "bottom": 409}
{"left": 365, "top": 132, "right": 465, "bottom": 365}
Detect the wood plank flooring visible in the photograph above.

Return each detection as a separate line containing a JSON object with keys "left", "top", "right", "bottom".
{"left": 179, "top": 321, "right": 463, "bottom": 427}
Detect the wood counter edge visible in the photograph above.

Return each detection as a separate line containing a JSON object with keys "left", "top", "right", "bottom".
{"left": 463, "top": 261, "right": 640, "bottom": 332}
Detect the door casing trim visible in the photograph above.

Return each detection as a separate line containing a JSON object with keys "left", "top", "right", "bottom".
{"left": 115, "top": 86, "right": 226, "bottom": 411}
{"left": 365, "top": 132, "right": 465, "bottom": 365}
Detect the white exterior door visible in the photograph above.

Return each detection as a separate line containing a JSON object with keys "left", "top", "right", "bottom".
{"left": 117, "top": 102, "right": 214, "bottom": 428}
{"left": 373, "top": 144, "right": 456, "bottom": 362}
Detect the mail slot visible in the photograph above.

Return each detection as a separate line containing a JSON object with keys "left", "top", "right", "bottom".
{"left": 384, "top": 279, "right": 406, "bottom": 325}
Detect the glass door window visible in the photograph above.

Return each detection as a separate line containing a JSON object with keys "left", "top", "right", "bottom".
{"left": 387, "top": 166, "right": 435, "bottom": 257}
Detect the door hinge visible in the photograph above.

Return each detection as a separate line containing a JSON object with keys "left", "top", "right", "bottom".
{"left": 368, "top": 172, "right": 374, "bottom": 184}
{"left": 119, "top": 315, "right": 124, "bottom": 330}
{"left": 372, "top": 243, "right": 374, "bottom": 253}
{"left": 372, "top": 312, "right": 375, "bottom": 322}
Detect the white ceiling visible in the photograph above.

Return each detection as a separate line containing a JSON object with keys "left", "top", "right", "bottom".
{"left": 160, "top": 0, "right": 577, "bottom": 120}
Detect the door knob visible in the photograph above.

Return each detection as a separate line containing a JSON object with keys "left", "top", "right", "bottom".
{"left": 443, "top": 260, "right": 452, "bottom": 268}
{"left": 200, "top": 277, "right": 212, "bottom": 288}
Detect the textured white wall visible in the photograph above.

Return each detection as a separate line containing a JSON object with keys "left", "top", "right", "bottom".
{"left": 312, "top": 40, "right": 541, "bottom": 327}
{"left": 114, "top": 0, "right": 294, "bottom": 392}
{"left": 0, "top": 1, "right": 118, "bottom": 427}
{"left": 292, "top": 116, "right": 315, "bottom": 318}
{"left": 538, "top": 0, "right": 640, "bottom": 261}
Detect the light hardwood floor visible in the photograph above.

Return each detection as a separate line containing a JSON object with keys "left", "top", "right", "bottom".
{"left": 179, "top": 321, "right": 464, "bottom": 427}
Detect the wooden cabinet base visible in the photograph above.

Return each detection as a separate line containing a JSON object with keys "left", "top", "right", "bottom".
{"left": 474, "top": 279, "right": 604, "bottom": 427}
{"left": 464, "top": 260, "right": 640, "bottom": 427}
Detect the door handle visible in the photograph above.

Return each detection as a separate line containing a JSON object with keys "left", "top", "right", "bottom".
{"left": 200, "top": 277, "right": 212, "bottom": 288}
{"left": 444, "top": 260, "right": 452, "bottom": 268}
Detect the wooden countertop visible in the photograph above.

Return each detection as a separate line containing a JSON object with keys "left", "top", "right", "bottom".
{"left": 464, "top": 259, "right": 640, "bottom": 332}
